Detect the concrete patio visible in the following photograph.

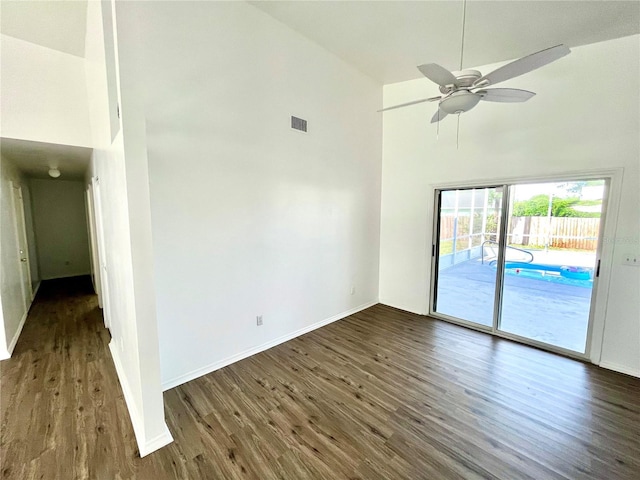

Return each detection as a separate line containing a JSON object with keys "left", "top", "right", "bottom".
{"left": 435, "top": 252, "right": 595, "bottom": 352}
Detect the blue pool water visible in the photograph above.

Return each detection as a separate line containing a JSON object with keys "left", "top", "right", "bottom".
{"left": 504, "top": 263, "right": 594, "bottom": 288}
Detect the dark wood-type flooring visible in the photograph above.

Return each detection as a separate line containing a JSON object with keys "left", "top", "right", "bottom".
{"left": 1, "top": 277, "right": 639, "bottom": 479}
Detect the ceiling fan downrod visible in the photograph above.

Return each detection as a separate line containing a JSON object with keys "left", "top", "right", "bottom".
{"left": 459, "top": 0, "right": 467, "bottom": 71}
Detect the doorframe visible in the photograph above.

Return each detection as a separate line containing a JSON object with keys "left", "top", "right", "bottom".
{"left": 427, "top": 168, "right": 623, "bottom": 365}
{"left": 91, "top": 176, "right": 112, "bottom": 330}
{"left": 9, "top": 181, "right": 33, "bottom": 308}
{"left": 86, "top": 183, "right": 103, "bottom": 308}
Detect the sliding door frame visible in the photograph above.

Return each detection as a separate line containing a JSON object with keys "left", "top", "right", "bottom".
{"left": 431, "top": 185, "right": 505, "bottom": 333}
{"left": 428, "top": 168, "right": 623, "bottom": 364}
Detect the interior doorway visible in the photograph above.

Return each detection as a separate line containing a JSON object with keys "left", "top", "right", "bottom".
{"left": 431, "top": 178, "right": 608, "bottom": 356}
{"left": 1, "top": 139, "right": 96, "bottom": 358}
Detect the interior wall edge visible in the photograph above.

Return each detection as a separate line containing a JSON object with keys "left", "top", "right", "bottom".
{"left": 378, "top": 300, "right": 423, "bottom": 316}
{"left": 138, "top": 425, "right": 174, "bottom": 458}
{"left": 108, "top": 339, "right": 173, "bottom": 456}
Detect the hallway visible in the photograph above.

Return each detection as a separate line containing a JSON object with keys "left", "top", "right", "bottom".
{"left": 0, "top": 277, "right": 168, "bottom": 479}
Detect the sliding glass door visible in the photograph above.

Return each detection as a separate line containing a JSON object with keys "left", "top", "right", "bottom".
{"left": 431, "top": 178, "right": 606, "bottom": 356}
{"left": 498, "top": 181, "right": 603, "bottom": 352}
{"left": 432, "top": 186, "right": 503, "bottom": 327}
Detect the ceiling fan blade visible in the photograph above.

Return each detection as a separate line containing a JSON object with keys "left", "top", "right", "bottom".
{"left": 417, "top": 64, "right": 458, "bottom": 87}
{"left": 377, "top": 96, "right": 441, "bottom": 112}
{"left": 474, "top": 45, "right": 571, "bottom": 87}
{"left": 430, "top": 109, "right": 448, "bottom": 123}
{"left": 477, "top": 88, "right": 536, "bottom": 103}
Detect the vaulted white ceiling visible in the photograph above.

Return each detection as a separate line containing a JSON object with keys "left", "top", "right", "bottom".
{"left": 0, "top": 0, "right": 638, "bottom": 84}
{"left": 251, "top": 1, "right": 640, "bottom": 84}
{"left": 0, "top": 0, "right": 88, "bottom": 57}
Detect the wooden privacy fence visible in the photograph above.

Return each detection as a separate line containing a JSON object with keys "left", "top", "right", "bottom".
{"left": 439, "top": 215, "right": 499, "bottom": 239}
{"left": 440, "top": 215, "right": 600, "bottom": 251}
{"left": 439, "top": 216, "right": 458, "bottom": 240}
{"left": 509, "top": 216, "right": 600, "bottom": 250}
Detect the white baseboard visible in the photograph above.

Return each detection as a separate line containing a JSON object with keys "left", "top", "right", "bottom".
{"left": 599, "top": 361, "right": 640, "bottom": 378}
{"left": 40, "top": 272, "right": 91, "bottom": 281}
{"left": 108, "top": 342, "right": 143, "bottom": 442}
{"left": 0, "top": 283, "right": 39, "bottom": 361}
{"left": 139, "top": 424, "right": 174, "bottom": 458}
{"left": 162, "top": 300, "right": 379, "bottom": 391}
{"left": 109, "top": 341, "right": 174, "bottom": 457}
{"left": 7, "top": 306, "right": 29, "bottom": 356}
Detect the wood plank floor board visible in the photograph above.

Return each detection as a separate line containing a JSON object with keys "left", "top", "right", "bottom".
{"left": 398, "top": 400, "right": 594, "bottom": 480}
{"left": 2, "top": 278, "right": 639, "bottom": 479}
{"left": 353, "top": 308, "right": 591, "bottom": 385}
{"left": 399, "top": 404, "right": 566, "bottom": 480}
{"left": 345, "top": 321, "right": 633, "bottom": 444}
{"left": 274, "top": 448, "right": 326, "bottom": 480}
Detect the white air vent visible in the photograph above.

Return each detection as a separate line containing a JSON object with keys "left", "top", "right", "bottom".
{"left": 291, "top": 116, "right": 307, "bottom": 133}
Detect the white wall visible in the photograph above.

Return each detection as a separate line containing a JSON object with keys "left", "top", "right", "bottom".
{"left": 89, "top": 135, "right": 172, "bottom": 456}
{"left": 0, "top": 34, "right": 92, "bottom": 147}
{"left": 0, "top": 156, "right": 32, "bottom": 357}
{"left": 85, "top": 0, "right": 171, "bottom": 456}
{"left": 29, "top": 179, "right": 91, "bottom": 280}
{"left": 379, "top": 35, "right": 640, "bottom": 376}
{"left": 113, "top": 1, "right": 383, "bottom": 388}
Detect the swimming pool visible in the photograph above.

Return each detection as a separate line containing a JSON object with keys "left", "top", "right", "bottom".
{"left": 504, "top": 262, "right": 594, "bottom": 288}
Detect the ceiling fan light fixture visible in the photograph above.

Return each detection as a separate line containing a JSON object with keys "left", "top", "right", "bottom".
{"left": 377, "top": 0, "right": 570, "bottom": 124}
{"left": 439, "top": 91, "right": 481, "bottom": 115}
{"left": 48, "top": 168, "right": 61, "bottom": 178}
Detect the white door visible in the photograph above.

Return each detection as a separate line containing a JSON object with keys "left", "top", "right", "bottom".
{"left": 11, "top": 182, "right": 33, "bottom": 308}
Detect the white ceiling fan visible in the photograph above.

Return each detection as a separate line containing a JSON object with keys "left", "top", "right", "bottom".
{"left": 379, "top": 1, "right": 571, "bottom": 123}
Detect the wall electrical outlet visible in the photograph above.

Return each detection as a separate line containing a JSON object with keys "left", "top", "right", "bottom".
{"left": 350, "top": 286, "right": 356, "bottom": 295}
{"left": 256, "top": 315, "right": 263, "bottom": 326}
{"left": 622, "top": 254, "right": 639, "bottom": 266}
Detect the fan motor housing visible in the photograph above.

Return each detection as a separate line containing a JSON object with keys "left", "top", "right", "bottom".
{"left": 439, "top": 90, "right": 481, "bottom": 114}
{"left": 439, "top": 69, "right": 482, "bottom": 94}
